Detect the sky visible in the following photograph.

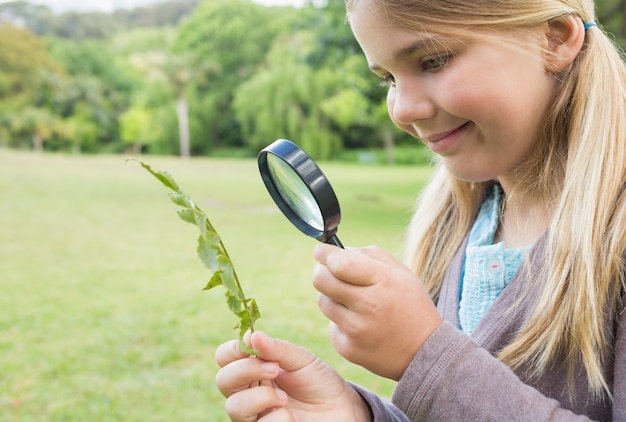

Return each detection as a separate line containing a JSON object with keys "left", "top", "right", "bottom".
{"left": 0, "top": 0, "right": 306, "bottom": 13}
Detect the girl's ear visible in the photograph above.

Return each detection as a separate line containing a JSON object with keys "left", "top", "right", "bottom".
{"left": 544, "top": 15, "right": 585, "bottom": 73}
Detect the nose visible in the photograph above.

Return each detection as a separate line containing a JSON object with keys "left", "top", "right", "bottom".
{"left": 387, "top": 80, "right": 435, "bottom": 126}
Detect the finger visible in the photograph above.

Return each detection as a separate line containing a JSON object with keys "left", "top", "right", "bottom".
{"left": 312, "top": 242, "right": 347, "bottom": 265}
{"left": 313, "top": 260, "right": 386, "bottom": 311}
{"left": 215, "top": 356, "right": 280, "bottom": 397}
{"left": 215, "top": 339, "right": 248, "bottom": 368}
{"left": 248, "top": 331, "right": 318, "bottom": 373}
{"left": 317, "top": 292, "right": 347, "bottom": 317}
{"left": 224, "top": 386, "right": 289, "bottom": 422}
{"left": 327, "top": 320, "right": 353, "bottom": 358}
{"left": 314, "top": 243, "right": 408, "bottom": 273}
{"left": 313, "top": 244, "right": 396, "bottom": 287}
{"left": 259, "top": 407, "right": 297, "bottom": 422}
{"left": 312, "top": 263, "right": 357, "bottom": 306}
{"left": 317, "top": 293, "right": 354, "bottom": 331}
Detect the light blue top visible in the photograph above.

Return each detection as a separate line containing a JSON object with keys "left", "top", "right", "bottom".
{"left": 458, "top": 185, "right": 531, "bottom": 334}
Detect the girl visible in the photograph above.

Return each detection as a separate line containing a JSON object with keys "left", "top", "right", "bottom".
{"left": 215, "top": 0, "right": 626, "bottom": 420}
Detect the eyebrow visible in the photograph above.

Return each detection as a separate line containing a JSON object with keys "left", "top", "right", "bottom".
{"left": 368, "top": 37, "right": 445, "bottom": 72}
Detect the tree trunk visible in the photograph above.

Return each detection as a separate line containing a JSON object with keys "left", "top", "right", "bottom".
{"left": 382, "top": 124, "right": 395, "bottom": 165}
{"left": 176, "top": 93, "right": 190, "bottom": 158}
{"left": 33, "top": 133, "right": 43, "bottom": 153}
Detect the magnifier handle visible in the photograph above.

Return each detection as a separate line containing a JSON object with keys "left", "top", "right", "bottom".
{"left": 325, "top": 234, "right": 344, "bottom": 249}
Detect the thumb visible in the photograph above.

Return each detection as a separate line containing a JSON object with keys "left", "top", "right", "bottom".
{"left": 250, "top": 331, "right": 317, "bottom": 372}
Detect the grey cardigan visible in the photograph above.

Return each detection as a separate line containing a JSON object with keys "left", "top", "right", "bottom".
{"left": 353, "top": 235, "right": 626, "bottom": 421}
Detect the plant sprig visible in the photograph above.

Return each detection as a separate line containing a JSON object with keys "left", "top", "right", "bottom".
{"left": 131, "top": 159, "right": 260, "bottom": 355}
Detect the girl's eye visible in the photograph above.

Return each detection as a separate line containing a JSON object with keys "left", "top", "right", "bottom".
{"left": 379, "top": 74, "right": 396, "bottom": 88}
{"left": 421, "top": 54, "right": 453, "bottom": 72}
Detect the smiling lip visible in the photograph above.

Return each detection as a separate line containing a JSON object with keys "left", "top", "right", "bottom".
{"left": 423, "top": 122, "right": 470, "bottom": 153}
{"left": 424, "top": 122, "right": 469, "bottom": 143}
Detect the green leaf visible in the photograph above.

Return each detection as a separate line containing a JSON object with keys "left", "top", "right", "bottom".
{"left": 153, "top": 171, "right": 180, "bottom": 192}
{"left": 132, "top": 160, "right": 260, "bottom": 356}
{"left": 217, "top": 254, "right": 242, "bottom": 300}
{"left": 249, "top": 299, "right": 261, "bottom": 321}
{"left": 177, "top": 209, "right": 196, "bottom": 225}
{"left": 194, "top": 213, "right": 211, "bottom": 240}
{"left": 203, "top": 272, "right": 222, "bottom": 290}
{"left": 169, "top": 192, "right": 194, "bottom": 209}
{"left": 227, "top": 294, "right": 243, "bottom": 314}
{"left": 128, "top": 159, "right": 181, "bottom": 192}
{"left": 238, "top": 338, "right": 258, "bottom": 357}
{"left": 197, "top": 238, "right": 221, "bottom": 273}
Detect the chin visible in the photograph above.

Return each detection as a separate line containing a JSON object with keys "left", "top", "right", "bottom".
{"left": 445, "top": 167, "right": 499, "bottom": 184}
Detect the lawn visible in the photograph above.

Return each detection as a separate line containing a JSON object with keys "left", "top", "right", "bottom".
{"left": 0, "top": 149, "right": 433, "bottom": 421}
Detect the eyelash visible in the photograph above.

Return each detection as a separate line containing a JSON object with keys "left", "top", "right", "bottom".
{"left": 380, "top": 75, "right": 395, "bottom": 88}
{"left": 422, "top": 53, "right": 453, "bottom": 71}
{"left": 379, "top": 53, "right": 454, "bottom": 88}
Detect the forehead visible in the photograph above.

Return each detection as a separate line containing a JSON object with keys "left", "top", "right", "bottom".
{"left": 348, "top": 7, "right": 453, "bottom": 67}
{"left": 347, "top": 0, "right": 433, "bottom": 32}
{"left": 348, "top": 6, "right": 540, "bottom": 69}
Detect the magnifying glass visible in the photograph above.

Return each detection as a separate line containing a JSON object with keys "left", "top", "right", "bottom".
{"left": 258, "top": 139, "right": 343, "bottom": 248}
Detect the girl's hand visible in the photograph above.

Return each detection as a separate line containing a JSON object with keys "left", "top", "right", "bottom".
{"left": 215, "top": 331, "right": 372, "bottom": 422}
{"left": 313, "top": 244, "right": 442, "bottom": 381}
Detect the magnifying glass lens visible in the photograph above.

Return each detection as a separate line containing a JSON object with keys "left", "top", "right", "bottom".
{"left": 266, "top": 154, "right": 324, "bottom": 232}
{"left": 259, "top": 139, "right": 342, "bottom": 247}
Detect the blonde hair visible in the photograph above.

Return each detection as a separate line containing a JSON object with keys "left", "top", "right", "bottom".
{"left": 347, "top": 0, "right": 626, "bottom": 400}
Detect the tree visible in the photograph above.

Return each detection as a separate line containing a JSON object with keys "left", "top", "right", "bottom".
{"left": 596, "top": 0, "right": 626, "bottom": 46}
{"left": 0, "top": 1, "right": 56, "bottom": 36}
{"left": 119, "top": 105, "right": 158, "bottom": 154}
{"left": 0, "top": 23, "right": 62, "bottom": 107}
{"left": 234, "top": 32, "right": 344, "bottom": 160}
{"left": 174, "top": 0, "right": 284, "bottom": 149}
{"left": 7, "top": 107, "right": 59, "bottom": 152}
{"left": 55, "top": 105, "right": 100, "bottom": 154}
{"left": 0, "top": 0, "right": 200, "bottom": 39}
{"left": 129, "top": 51, "right": 215, "bottom": 157}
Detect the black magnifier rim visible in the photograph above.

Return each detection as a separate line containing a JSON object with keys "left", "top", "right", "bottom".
{"left": 258, "top": 139, "right": 341, "bottom": 242}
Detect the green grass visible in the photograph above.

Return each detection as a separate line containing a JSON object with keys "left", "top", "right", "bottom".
{"left": 0, "top": 150, "right": 433, "bottom": 421}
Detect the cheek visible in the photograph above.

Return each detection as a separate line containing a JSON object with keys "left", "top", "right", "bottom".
{"left": 437, "top": 69, "right": 497, "bottom": 117}
{"left": 439, "top": 71, "right": 549, "bottom": 134}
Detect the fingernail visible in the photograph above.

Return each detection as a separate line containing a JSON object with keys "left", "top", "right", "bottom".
{"left": 313, "top": 243, "right": 324, "bottom": 259}
{"left": 262, "top": 362, "right": 276, "bottom": 374}
{"left": 275, "top": 388, "right": 288, "bottom": 403}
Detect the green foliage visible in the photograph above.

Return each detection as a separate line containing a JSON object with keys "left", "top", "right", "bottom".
{"left": 336, "top": 143, "right": 434, "bottom": 166}
{"left": 132, "top": 160, "right": 260, "bottom": 355}
{"left": 59, "top": 113, "right": 100, "bottom": 153}
{"left": 120, "top": 106, "right": 159, "bottom": 152}
{"left": 0, "top": 1, "right": 55, "bottom": 37}
{"left": 110, "top": 26, "right": 178, "bottom": 56}
{"left": 174, "top": 0, "right": 284, "bottom": 149}
{"left": 0, "top": 23, "right": 62, "bottom": 104}
{"left": 11, "top": 0, "right": 625, "bottom": 158}
{"left": 234, "top": 31, "right": 343, "bottom": 160}
{"left": 0, "top": 0, "right": 200, "bottom": 39}
{"left": 0, "top": 0, "right": 408, "bottom": 156}
{"left": 174, "top": 0, "right": 279, "bottom": 84}
{"left": 128, "top": 51, "right": 211, "bottom": 156}
{"left": 47, "top": 37, "right": 136, "bottom": 92}
{"left": 298, "top": 0, "right": 363, "bottom": 68}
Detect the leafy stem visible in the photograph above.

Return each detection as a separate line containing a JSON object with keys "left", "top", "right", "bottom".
{"left": 131, "top": 159, "right": 260, "bottom": 355}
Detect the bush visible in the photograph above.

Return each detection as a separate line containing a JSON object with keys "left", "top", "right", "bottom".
{"left": 336, "top": 144, "right": 434, "bottom": 166}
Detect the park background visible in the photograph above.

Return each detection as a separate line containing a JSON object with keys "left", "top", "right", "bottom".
{"left": 1, "top": 0, "right": 625, "bottom": 420}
